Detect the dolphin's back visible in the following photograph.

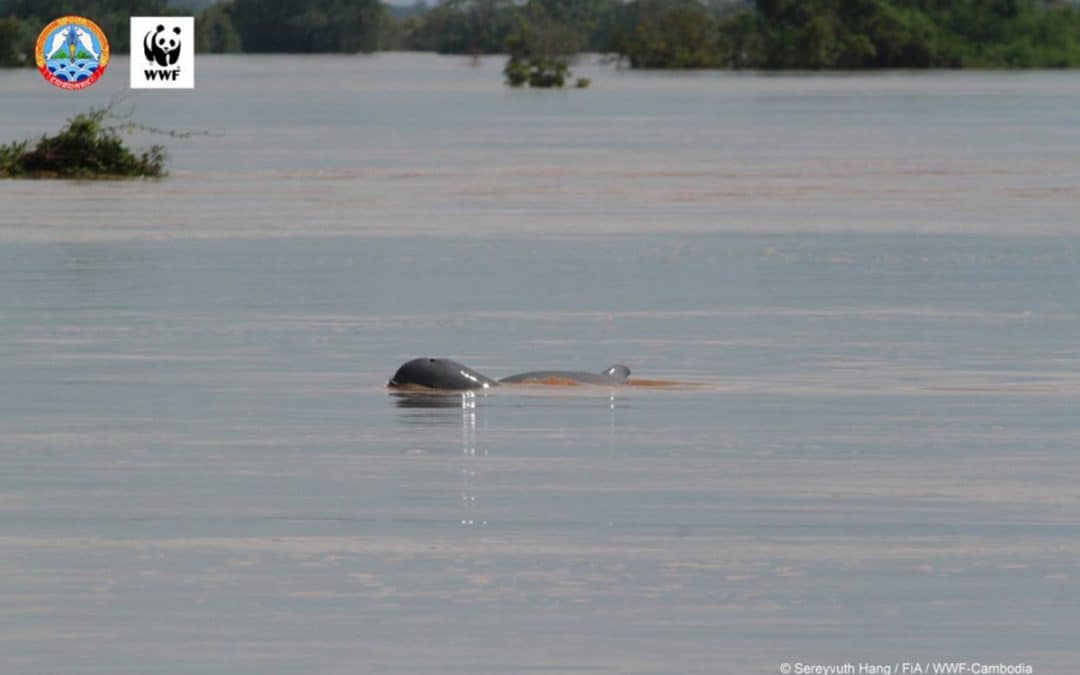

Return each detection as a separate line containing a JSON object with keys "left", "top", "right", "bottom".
{"left": 388, "top": 358, "right": 632, "bottom": 389}
{"left": 499, "top": 364, "right": 630, "bottom": 385}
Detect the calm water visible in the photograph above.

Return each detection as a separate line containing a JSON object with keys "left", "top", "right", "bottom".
{"left": 1, "top": 54, "right": 1079, "bottom": 674}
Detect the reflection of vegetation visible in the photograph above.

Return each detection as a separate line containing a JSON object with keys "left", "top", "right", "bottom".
{"left": 0, "top": 107, "right": 166, "bottom": 179}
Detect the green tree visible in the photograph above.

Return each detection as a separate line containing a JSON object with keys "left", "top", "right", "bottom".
{"left": 196, "top": 3, "right": 242, "bottom": 52}
{"left": 0, "top": 16, "right": 32, "bottom": 66}
{"left": 502, "top": 10, "right": 584, "bottom": 88}
{"left": 227, "top": 0, "right": 388, "bottom": 53}
{"left": 0, "top": 0, "right": 174, "bottom": 55}
{"left": 621, "top": 1, "right": 722, "bottom": 68}
{"left": 1, "top": 107, "right": 165, "bottom": 178}
{"left": 403, "top": 0, "right": 518, "bottom": 54}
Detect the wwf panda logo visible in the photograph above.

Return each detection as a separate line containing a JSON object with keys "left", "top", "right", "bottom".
{"left": 143, "top": 24, "right": 181, "bottom": 67}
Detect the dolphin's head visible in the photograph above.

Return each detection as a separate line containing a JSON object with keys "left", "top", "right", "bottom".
{"left": 388, "top": 358, "right": 496, "bottom": 391}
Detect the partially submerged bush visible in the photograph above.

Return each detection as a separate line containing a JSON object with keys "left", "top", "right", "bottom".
{"left": 528, "top": 57, "right": 569, "bottom": 87}
{"left": 504, "top": 54, "right": 572, "bottom": 87}
{"left": 0, "top": 107, "right": 166, "bottom": 179}
{"left": 502, "top": 16, "right": 583, "bottom": 89}
{"left": 503, "top": 54, "right": 530, "bottom": 86}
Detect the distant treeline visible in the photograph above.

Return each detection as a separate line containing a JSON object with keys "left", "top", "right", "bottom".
{"left": 0, "top": 0, "right": 390, "bottom": 62}
{"left": 400, "top": 0, "right": 1080, "bottom": 68}
{"left": 0, "top": 0, "right": 177, "bottom": 64}
{"left": 714, "top": 0, "right": 1080, "bottom": 68}
{"left": 3, "top": 0, "right": 1080, "bottom": 68}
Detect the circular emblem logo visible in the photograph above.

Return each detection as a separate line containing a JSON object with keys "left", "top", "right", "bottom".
{"left": 35, "top": 16, "right": 110, "bottom": 90}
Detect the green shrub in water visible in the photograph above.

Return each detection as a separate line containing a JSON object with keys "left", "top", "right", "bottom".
{"left": 503, "top": 54, "right": 575, "bottom": 88}
{"left": 527, "top": 57, "right": 568, "bottom": 87}
{"left": 503, "top": 55, "right": 530, "bottom": 87}
{"left": 0, "top": 107, "right": 166, "bottom": 179}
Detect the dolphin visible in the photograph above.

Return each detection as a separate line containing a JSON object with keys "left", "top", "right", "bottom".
{"left": 499, "top": 365, "right": 630, "bottom": 385}
{"left": 387, "top": 358, "right": 630, "bottom": 391}
{"left": 388, "top": 358, "right": 499, "bottom": 390}
{"left": 74, "top": 27, "right": 99, "bottom": 60}
{"left": 45, "top": 30, "right": 69, "bottom": 61}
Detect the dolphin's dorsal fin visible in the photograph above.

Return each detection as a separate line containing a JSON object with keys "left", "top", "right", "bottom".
{"left": 602, "top": 364, "right": 630, "bottom": 381}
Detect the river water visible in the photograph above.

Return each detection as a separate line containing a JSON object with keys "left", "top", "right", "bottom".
{"left": 1, "top": 54, "right": 1079, "bottom": 673}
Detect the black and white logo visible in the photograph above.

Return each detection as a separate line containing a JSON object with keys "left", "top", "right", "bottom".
{"left": 130, "top": 17, "right": 193, "bottom": 89}
{"left": 144, "top": 24, "right": 181, "bottom": 67}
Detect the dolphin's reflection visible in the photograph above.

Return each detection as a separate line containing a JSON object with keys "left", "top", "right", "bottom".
{"left": 391, "top": 390, "right": 488, "bottom": 526}
{"left": 460, "top": 399, "right": 485, "bottom": 527}
{"left": 390, "top": 390, "right": 479, "bottom": 409}
{"left": 391, "top": 390, "right": 627, "bottom": 527}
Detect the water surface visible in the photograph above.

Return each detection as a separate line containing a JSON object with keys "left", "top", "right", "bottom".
{"left": 1, "top": 55, "right": 1078, "bottom": 674}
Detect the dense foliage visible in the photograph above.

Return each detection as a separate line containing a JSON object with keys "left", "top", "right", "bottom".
{"left": 400, "top": 0, "right": 1080, "bottom": 68}
{"left": 0, "top": 108, "right": 166, "bottom": 179}
{"left": 221, "top": 0, "right": 388, "bottom": 53}
{"left": 1, "top": 0, "right": 1079, "bottom": 68}
{"left": 709, "top": 0, "right": 1080, "bottom": 68}
{"left": 400, "top": 0, "right": 518, "bottom": 54}
{"left": 0, "top": 0, "right": 174, "bottom": 64}
{"left": 0, "top": 15, "right": 30, "bottom": 66}
{"left": 0, "top": 0, "right": 386, "bottom": 59}
{"left": 502, "top": 20, "right": 570, "bottom": 87}
{"left": 612, "top": 0, "right": 726, "bottom": 68}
